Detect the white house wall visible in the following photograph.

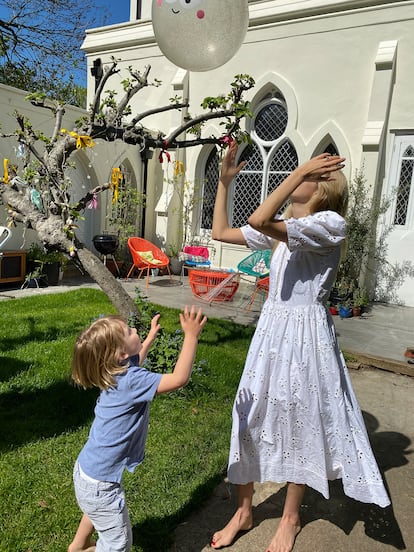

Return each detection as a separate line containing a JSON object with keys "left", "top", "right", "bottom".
{"left": 0, "top": 84, "right": 145, "bottom": 257}
{"left": 81, "top": 0, "right": 414, "bottom": 304}
{"left": 0, "top": 84, "right": 96, "bottom": 251}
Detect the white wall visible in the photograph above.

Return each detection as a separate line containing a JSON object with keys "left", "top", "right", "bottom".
{"left": 81, "top": 0, "right": 414, "bottom": 304}
{"left": 0, "top": 84, "right": 144, "bottom": 256}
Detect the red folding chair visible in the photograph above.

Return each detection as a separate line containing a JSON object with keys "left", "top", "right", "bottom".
{"left": 126, "top": 237, "right": 172, "bottom": 288}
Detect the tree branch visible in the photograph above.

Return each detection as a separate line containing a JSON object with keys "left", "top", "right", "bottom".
{"left": 73, "top": 182, "right": 111, "bottom": 212}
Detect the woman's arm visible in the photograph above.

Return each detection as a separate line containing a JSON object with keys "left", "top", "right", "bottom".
{"left": 212, "top": 141, "right": 247, "bottom": 245}
{"left": 248, "top": 154, "right": 345, "bottom": 241}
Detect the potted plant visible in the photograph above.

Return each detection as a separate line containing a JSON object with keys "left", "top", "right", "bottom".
{"left": 338, "top": 298, "right": 353, "bottom": 319}
{"left": 166, "top": 243, "right": 183, "bottom": 276}
{"left": 107, "top": 181, "right": 145, "bottom": 275}
{"left": 26, "top": 243, "right": 67, "bottom": 285}
{"left": 352, "top": 286, "right": 368, "bottom": 317}
{"left": 327, "top": 301, "right": 339, "bottom": 316}
{"left": 22, "top": 266, "right": 48, "bottom": 289}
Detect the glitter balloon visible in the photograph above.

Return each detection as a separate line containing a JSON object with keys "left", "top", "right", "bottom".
{"left": 152, "top": 0, "right": 249, "bottom": 72}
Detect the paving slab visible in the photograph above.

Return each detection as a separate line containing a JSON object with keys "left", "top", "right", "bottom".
{"left": 1, "top": 272, "right": 413, "bottom": 551}
{"left": 170, "top": 367, "right": 414, "bottom": 552}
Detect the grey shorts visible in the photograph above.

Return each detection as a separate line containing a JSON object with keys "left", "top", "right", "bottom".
{"left": 73, "top": 461, "right": 132, "bottom": 552}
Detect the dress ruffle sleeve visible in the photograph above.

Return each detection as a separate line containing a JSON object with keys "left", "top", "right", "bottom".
{"left": 286, "top": 210, "right": 346, "bottom": 253}
{"left": 241, "top": 224, "right": 275, "bottom": 251}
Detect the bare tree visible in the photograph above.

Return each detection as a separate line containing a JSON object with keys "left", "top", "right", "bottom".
{"left": 0, "top": 0, "right": 102, "bottom": 104}
{"left": 0, "top": 59, "right": 254, "bottom": 318}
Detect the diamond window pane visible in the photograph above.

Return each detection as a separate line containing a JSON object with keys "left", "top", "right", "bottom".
{"left": 394, "top": 150, "right": 414, "bottom": 225}
{"left": 238, "top": 143, "right": 263, "bottom": 171}
{"left": 201, "top": 148, "right": 219, "bottom": 229}
{"left": 269, "top": 141, "right": 298, "bottom": 175}
{"left": 231, "top": 144, "right": 264, "bottom": 226}
{"left": 255, "top": 102, "right": 288, "bottom": 141}
{"left": 267, "top": 142, "right": 298, "bottom": 214}
{"left": 232, "top": 172, "right": 262, "bottom": 227}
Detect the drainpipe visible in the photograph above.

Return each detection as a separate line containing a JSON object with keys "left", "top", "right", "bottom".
{"left": 140, "top": 148, "right": 153, "bottom": 237}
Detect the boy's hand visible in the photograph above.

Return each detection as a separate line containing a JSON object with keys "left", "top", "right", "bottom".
{"left": 179, "top": 305, "right": 207, "bottom": 338}
{"left": 148, "top": 313, "right": 161, "bottom": 339}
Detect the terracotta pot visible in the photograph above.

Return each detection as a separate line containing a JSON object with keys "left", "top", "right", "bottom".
{"left": 329, "top": 306, "right": 339, "bottom": 315}
{"left": 106, "top": 259, "right": 124, "bottom": 276}
{"left": 352, "top": 306, "right": 362, "bottom": 317}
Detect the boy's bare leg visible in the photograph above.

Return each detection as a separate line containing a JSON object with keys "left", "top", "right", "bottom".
{"left": 211, "top": 482, "right": 254, "bottom": 549}
{"left": 68, "top": 513, "right": 96, "bottom": 552}
{"left": 266, "top": 483, "right": 305, "bottom": 552}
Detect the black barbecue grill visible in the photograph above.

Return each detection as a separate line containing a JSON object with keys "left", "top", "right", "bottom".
{"left": 93, "top": 234, "right": 120, "bottom": 275}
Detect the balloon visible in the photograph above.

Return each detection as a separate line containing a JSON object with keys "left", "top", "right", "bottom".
{"left": 152, "top": 0, "right": 249, "bottom": 72}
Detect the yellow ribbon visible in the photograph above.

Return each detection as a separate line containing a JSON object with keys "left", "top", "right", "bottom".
{"left": 111, "top": 167, "right": 123, "bottom": 204}
{"left": 3, "top": 158, "right": 9, "bottom": 183}
{"left": 61, "top": 129, "right": 95, "bottom": 149}
{"left": 174, "top": 160, "right": 185, "bottom": 177}
{"left": 2, "top": 159, "right": 17, "bottom": 184}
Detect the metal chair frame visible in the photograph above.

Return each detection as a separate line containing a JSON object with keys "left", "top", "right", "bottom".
{"left": 126, "top": 237, "right": 173, "bottom": 288}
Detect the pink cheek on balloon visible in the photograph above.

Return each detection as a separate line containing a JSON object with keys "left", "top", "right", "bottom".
{"left": 197, "top": 10, "right": 205, "bottom": 19}
{"left": 157, "top": 0, "right": 162, "bottom": 6}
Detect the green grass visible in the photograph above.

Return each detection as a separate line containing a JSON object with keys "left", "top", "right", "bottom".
{"left": 0, "top": 288, "right": 254, "bottom": 551}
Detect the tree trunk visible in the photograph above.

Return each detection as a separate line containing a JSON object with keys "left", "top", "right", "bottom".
{"left": 76, "top": 247, "right": 138, "bottom": 320}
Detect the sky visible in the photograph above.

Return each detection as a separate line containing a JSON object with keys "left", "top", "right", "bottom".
{"left": 95, "top": 0, "right": 131, "bottom": 26}
{"left": 0, "top": 0, "right": 132, "bottom": 86}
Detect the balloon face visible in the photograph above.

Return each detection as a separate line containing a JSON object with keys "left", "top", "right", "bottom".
{"left": 152, "top": 0, "right": 249, "bottom": 72}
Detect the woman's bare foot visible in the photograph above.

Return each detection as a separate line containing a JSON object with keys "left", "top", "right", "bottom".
{"left": 211, "top": 509, "right": 253, "bottom": 549}
{"left": 266, "top": 515, "right": 301, "bottom": 552}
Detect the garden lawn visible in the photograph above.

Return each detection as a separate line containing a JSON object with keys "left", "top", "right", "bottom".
{"left": 0, "top": 288, "right": 253, "bottom": 552}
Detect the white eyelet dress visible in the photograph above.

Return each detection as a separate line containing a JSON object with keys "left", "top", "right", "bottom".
{"left": 227, "top": 211, "right": 390, "bottom": 508}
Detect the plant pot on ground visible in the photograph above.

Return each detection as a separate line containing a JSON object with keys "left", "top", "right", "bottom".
{"left": 351, "top": 286, "right": 369, "bottom": 316}
{"left": 169, "top": 256, "right": 183, "bottom": 276}
{"left": 22, "top": 268, "right": 48, "bottom": 289}
{"left": 166, "top": 244, "right": 183, "bottom": 276}
{"left": 26, "top": 243, "right": 66, "bottom": 286}
{"left": 339, "top": 304, "right": 353, "bottom": 318}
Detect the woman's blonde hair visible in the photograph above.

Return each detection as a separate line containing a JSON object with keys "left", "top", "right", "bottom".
{"left": 272, "top": 170, "right": 348, "bottom": 254}
{"left": 71, "top": 315, "right": 129, "bottom": 390}
{"left": 308, "top": 170, "right": 349, "bottom": 217}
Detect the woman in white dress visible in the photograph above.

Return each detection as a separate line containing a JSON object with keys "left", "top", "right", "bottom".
{"left": 210, "top": 142, "right": 390, "bottom": 552}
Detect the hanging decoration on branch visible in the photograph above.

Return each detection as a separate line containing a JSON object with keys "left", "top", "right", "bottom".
{"left": 87, "top": 194, "right": 99, "bottom": 210}
{"left": 111, "top": 168, "right": 124, "bottom": 204}
{"left": 152, "top": 0, "right": 249, "bottom": 72}
{"left": 2, "top": 159, "right": 17, "bottom": 184}
{"left": 60, "top": 129, "right": 95, "bottom": 149}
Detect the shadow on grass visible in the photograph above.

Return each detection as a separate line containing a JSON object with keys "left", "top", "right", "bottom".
{"left": 0, "top": 379, "right": 98, "bottom": 452}
{"left": 130, "top": 472, "right": 224, "bottom": 552}
{"left": 198, "top": 316, "right": 255, "bottom": 345}
{"left": 0, "top": 316, "right": 88, "bottom": 358}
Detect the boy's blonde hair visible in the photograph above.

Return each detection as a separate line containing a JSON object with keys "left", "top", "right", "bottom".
{"left": 72, "top": 315, "right": 129, "bottom": 390}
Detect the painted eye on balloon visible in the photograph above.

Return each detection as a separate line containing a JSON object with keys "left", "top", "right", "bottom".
{"left": 178, "top": 0, "right": 203, "bottom": 9}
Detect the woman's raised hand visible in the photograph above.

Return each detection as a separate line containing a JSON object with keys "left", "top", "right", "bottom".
{"left": 297, "top": 153, "right": 345, "bottom": 181}
{"left": 220, "top": 141, "right": 246, "bottom": 186}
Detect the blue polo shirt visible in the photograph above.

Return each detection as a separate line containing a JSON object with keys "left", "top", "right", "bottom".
{"left": 78, "top": 356, "right": 162, "bottom": 483}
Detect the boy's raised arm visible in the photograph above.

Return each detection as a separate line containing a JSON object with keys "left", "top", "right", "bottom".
{"left": 156, "top": 306, "right": 207, "bottom": 394}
